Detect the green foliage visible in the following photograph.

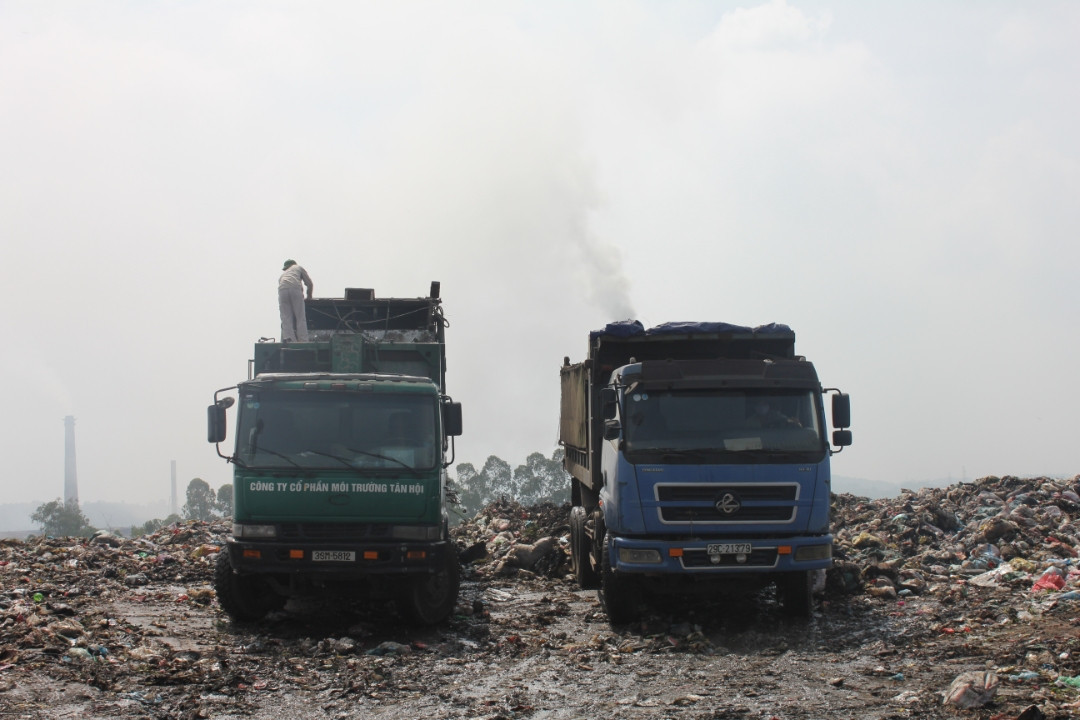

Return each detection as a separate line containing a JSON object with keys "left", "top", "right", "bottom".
{"left": 451, "top": 461, "right": 479, "bottom": 518}
{"left": 133, "top": 516, "right": 164, "bottom": 538}
{"left": 451, "top": 449, "right": 569, "bottom": 518}
{"left": 131, "top": 518, "right": 162, "bottom": 538}
{"left": 183, "top": 478, "right": 217, "bottom": 521}
{"left": 30, "top": 499, "right": 96, "bottom": 538}
{"left": 513, "top": 450, "right": 570, "bottom": 506}
{"left": 452, "top": 456, "right": 508, "bottom": 518}
{"left": 131, "top": 513, "right": 184, "bottom": 538}
{"left": 215, "top": 483, "right": 234, "bottom": 518}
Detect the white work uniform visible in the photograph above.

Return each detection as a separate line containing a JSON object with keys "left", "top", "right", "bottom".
{"left": 278, "top": 265, "right": 313, "bottom": 342}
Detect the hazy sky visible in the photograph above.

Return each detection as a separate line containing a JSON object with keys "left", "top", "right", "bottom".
{"left": 3, "top": 1, "right": 1078, "bottom": 508}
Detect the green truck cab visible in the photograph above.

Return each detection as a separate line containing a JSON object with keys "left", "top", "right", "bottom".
{"left": 208, "top": 282, "right": 463, "bottom": 624}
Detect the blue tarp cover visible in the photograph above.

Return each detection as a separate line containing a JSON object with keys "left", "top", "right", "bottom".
{"left": 591, "top": 320, "right": 792, "bottom": 340}
{"left": 594, "top": 320, "right": 645, "bottom": 338}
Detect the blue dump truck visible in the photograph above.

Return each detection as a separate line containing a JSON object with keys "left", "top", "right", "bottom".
{"left": 207, "top": 282, "right": 463, "bottom": 624}
{"left": 559, "top": 321, "right": 851, "bottom": 623}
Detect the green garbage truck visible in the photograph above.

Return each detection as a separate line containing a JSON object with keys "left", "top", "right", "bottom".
{"left": 207, "top": 282, "right": 463, "bottom": 624}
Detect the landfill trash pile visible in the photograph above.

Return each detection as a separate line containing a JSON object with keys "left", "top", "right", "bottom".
{"left": 826, "top": 475, "right": 1080, "bottom": 716}
{"left": 0, "top": 476, "right": 1078, "bottom": 720}
{"left": 450, "top": 497, "right": 570, "bottom": 579}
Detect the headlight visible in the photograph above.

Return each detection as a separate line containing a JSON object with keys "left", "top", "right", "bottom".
{"left": 234, "top": 523, "right": 277, "bottom": 539}
{"left": 618, "top": 548, "right": 662, "bottom": 564}
{"left": 794, "top": 544, "right": 832, "bottom": 562}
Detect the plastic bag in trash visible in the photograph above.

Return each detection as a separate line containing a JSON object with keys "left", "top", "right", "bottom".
{"left": 943, "top": 670, "right": 999, "bottom": 709}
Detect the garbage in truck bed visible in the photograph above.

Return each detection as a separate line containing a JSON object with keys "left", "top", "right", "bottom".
{"left": 306, "top": 328, "right": 439, "bottom": 343}
{"left": 303, "top": 289, "right": 442, "bottom": 335}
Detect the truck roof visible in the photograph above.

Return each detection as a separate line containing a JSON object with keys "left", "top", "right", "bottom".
{"left": 585, "top": 321, "right": 796, "bottom": 384}
{"left": 243, "top": 372, "right": 438, "bottom": 384}
{"left": 590, "top": 320, "right": 794, "bottom": 342}
{"left": 239, "top": 372, "right": 439, "bottom": 393}
{"left": 621, "top": 356, "right": 820, "bottom": 390}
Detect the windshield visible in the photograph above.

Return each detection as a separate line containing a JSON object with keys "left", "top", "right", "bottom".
{"left": 236, "top": 390, "right": 439, "bottom": 470}
{"left": 622, "top": 388, "right": 824, "bottom": 459}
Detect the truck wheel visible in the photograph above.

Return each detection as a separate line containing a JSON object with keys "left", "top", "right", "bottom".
{"left": 599, "top": 542, "right": 641, "bottom": 625}
{"left": 570, "top": 506, "right": 600, "bottom": 590}
{"left": 778, "top": 570, "right": 814, "bottom": 618}
{"left": 213, "top": 551, "right": 284, "bottom": 622}
{"left": 400, "top": 546, "right": 460, "bottom": 626}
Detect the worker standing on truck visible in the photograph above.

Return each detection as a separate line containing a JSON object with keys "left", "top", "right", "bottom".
{"left": 278, "top": 259, "right": 314, "bottom": 342}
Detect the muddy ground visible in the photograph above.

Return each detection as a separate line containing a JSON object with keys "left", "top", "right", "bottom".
{"left": 2, "top": 478, "right": 1080, "bottom": 719}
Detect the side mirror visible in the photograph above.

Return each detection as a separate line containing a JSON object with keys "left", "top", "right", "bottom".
{"left": 207, "top": 404, "right": 228, "bottom": 443}
{"left": 207, "top": 395, "right": 234, "bottom": 443}
{"left": 442, "top": 402, "right": 463, "bottom": 437}
{"left": 832, "top": 429, "right": 852, "bottom": 447}
{"left": 603, "top": 419, "right": 622, "bottom": 441}
{"left": 831, "top": 393, "right": 851, "bottom": 429}
{"left": 600, "top": 387, "right": 618, "bottom": 420}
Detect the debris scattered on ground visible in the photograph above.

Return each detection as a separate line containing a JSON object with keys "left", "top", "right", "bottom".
{"left": 1, "top": 476, "right": 1078, "bottom": 719}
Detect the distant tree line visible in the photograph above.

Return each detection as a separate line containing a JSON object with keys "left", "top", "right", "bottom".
{"left": 32, "top": 449, "right": 568, "bottom": 536}
{"left": 130, "top": 479, "right": 233, "bottom": 536}
{"left": 28, "top": 479, "right": 234, "bottom": 539}
{"left": 450, "top": 448, "right": 570, "bottom": 520}
{"left": 30, "top": 499, "right": 96, "bottom": 538}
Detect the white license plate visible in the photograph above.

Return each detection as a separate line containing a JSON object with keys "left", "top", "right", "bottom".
{"left": 312, "top": 550, "right": 356, "bottom": 562}
{"left": 706, "top": 543, "right": 752, "bottom": 555}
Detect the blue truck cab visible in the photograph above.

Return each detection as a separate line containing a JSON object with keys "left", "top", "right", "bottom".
{"left": 560, "top": 321, "right": 851, "bottom": 623}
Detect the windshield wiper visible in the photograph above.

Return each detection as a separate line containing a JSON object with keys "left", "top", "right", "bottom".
{"left": 344, "top": 447, "right": 421, "bottom": 475}
{"left": 303, "top": 450, "right": 357, "bottom": 469}
{"left": 660, "top": 448, "right": 713, "bottom": 458}
{"left": 248, "top": 445, "right": 301, "bottom": 468}
{"left": 726, "top": 448, "right": 809, "bottom": 460}
{"left": 632, "top": 447, "right": 715, "bottom": 460}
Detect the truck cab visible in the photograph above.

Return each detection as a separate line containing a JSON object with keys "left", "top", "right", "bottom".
{"left": 561, "top": 321, "right": 851, "bottom": 623}
{"left": 208, "top": 283, "right": 464, "bottom": 624}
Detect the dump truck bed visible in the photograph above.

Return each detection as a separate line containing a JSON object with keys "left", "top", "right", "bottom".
{"left": 253, "top": 289, "right": 447, "bottom": 387}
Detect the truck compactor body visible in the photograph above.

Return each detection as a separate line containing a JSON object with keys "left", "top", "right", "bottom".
{"left": 208, "top": 282, "right": 463, "bottom": 624}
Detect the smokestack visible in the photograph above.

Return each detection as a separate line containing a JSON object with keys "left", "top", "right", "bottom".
{"left": 63, "top": 416, "right": 78, "bottom": 505}
{"left": 171, "top": 460, "right": 177, "bottom": 516}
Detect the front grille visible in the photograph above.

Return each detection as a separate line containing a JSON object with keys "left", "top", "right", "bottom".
{"left": 661, "top": 506, "right": 794, "bottom": 522}
{"left": 657, "top": 484, "right": 797, "bottom": 502}
{"left": 278, "top": 523, "right": 391, "bottom": 541}
{"left": 655, "top": 483, "right": 799, "bottom": 525}
{"left": 681, "top": 548, "right": 778, "bottom": 568}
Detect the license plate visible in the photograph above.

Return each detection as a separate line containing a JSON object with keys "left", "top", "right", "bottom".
{"left": 706, "top": 543, "right": 751, "bottom": 555}
{"left": 312, "top": 550, "right": 355, "bottom": 562}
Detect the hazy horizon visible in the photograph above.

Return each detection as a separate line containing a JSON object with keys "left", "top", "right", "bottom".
{"left": 4, "top": 1, "right": 1078, "bottom": 506}
{"left": 5, "top": 469, "right": 1074, "bottom": 534}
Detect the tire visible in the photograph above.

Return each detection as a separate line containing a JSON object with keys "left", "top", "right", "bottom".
{"left": 778, "top": 569, "right": 814, "bottom": 618}
{"left": 570, "top": 506, "right": 600, "bottom": 590}
{"left": 400, "top": 545, "right": 460, "bottom": 626}
{"left": 598, "top": 542, "right": 641, "bottom": 625}
{"left": 213, "top": 551, "right": 285, "bottom": 622}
